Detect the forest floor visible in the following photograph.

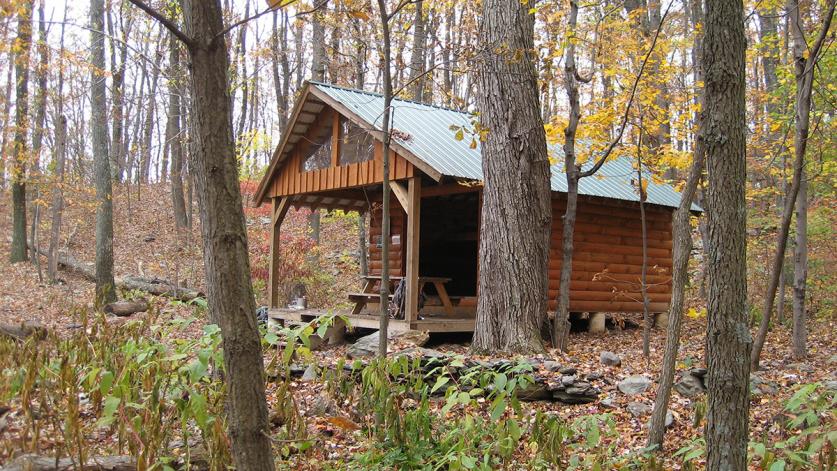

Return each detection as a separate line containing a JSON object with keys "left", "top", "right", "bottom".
{"left": 0, "top": 183, "right": 834, "bottom": 469}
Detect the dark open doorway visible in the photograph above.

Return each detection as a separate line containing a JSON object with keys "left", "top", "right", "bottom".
{"left": 419, "top": 192, "right": 480, "bottom": 298}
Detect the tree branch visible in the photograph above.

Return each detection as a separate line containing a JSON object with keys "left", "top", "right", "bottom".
{"left": 805, "top": 0, "right": 835, "bottom": 70}
{"left": 125, "top": 0, "right": 194, "bottom": 49}
{"left": 579, "top": 1, "right": 673, "bottom": 178}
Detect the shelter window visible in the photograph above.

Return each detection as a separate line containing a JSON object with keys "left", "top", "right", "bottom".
{"left": 300, "top": 123, "right": 333, "bottom": 172}
{"left": 339, "top": 116, "right": 375, "bottom": 165}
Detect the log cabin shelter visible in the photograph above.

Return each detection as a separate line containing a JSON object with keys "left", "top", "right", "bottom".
{"left": 254, "top": 81, "right": 701, "bottom": 334}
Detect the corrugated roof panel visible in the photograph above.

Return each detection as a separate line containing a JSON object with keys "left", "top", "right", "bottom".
{"left": 312, "top": 82, "right": 700, "bottom": 210}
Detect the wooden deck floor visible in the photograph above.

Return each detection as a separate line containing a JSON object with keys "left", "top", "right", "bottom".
{"left": 268, "top": 308, "right": 476, "bottom": 333}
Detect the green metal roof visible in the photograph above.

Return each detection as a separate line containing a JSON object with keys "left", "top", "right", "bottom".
{"left": 311, "top": 82, "right": 699, "bottom": 211}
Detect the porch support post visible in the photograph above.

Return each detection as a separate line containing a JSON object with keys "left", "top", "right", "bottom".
{"left": 269, "top": 197, "right": 291, "bottom": 308}
{"left": 405, "top": 177, "right": 421, "bottom": 324}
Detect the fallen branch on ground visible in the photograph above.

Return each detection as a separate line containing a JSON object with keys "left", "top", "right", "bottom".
{"left": 0, "top": 321, "right": 49, "bottom": 341}
{"left": 27, "top": 244, "right": 204, "bottom": 303}
{"left": 104, "top": 300, "right": 149, "bottom": 317}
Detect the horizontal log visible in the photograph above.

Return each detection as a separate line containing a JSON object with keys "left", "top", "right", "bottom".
{"left": 104, "top": 301, "right": 149, "bottom": 317}
{"left": 550, "top": 261, "right": 671, "bottom": 277}
{"left": 553, "top": 279, "right": 671, "bottom": 294}
{"left": 547, "top": 271, "right": 672, "bottom": 286}
{"left": 571, "top": 241, "right": 671, "bottom": 258}
{"left": 552, "top": 200, "right": 671, "bottom": 219}
{"left": 548, "top": 300, "right": 670, "bottom": 313}
{"left": 568, "top": 251, "right": 673, "bottom": 268}
{"left": 558, "top": 216, "right": 672, "bottom": 233}
{"left": 558, "top": 232, "right": 672, "bottom": 249}
{"left": 545, "top": 290, "right": 671, "bottom": 302}
{"left": 28, "top": 244, "right": 204, "bottom": 303}
{"left": 0, "top": 321, "right": 49, "bottom": 341}
{"left": 2, "top": 454, "right": 137, "bottom": 471}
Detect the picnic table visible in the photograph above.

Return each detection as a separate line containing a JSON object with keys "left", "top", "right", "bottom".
{"left": 349, "top": 275, "right": 454, "bottom": 316}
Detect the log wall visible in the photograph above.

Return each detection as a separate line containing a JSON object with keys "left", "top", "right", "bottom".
{"left": 367, "top": 195, "right": 406, "bottom": 278}
{"left": 548, "top": 196, "right": 673, "bottom": 313}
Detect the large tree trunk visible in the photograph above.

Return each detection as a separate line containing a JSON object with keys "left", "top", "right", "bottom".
{"left": 178, "top": 0, "right": 274, "bottom": 467}
{"left": 648, "top": 0, "right": 705, "bottom": 447}
{"left": 472, "top": 0, "right": 551, "bottom": 354}
{"left": 91, "top": 0, "right": 117, "bottom": 305}
{"left": 9, "top": 0, "right": 32, "bottom": 264}
{"left": 703, "top": 0, "right": 751, "bottom": 467}
{"left": 167, "top": 31, "right": 188, "bottom": 229}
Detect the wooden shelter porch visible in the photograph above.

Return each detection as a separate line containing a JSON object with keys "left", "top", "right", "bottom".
{"left": 266, "top": 178, "right": 482, "bottom": 333}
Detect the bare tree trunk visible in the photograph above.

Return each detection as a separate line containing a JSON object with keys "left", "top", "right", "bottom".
{"left": 30, "top": 0, "right": 47, "bottom": 173}
{"left": 472, "top": 0, "right": 551, "bottom": 354}
{"left": 750, "top": 0, "right": 834, "bottom": 369}
{"left": 0, "top": 61, "right": 13, "bottom": 189}
{"left": 48, "top": 19, "right": 67, "bottom": 285}
{"left": 648, "top": 0, "right": 705, "bottom": 447}
{"left": 91, "top": 0, "right": 117, "bottom": 305}
{"left": 637, "top": 133, "right": 651, "bottom": 358}
{"left": 28, "top": 0, "right": 48, "bottom": 270}
{"left": 48, "top": 116, "right": 67, "bottom": 283}
{"left": 311, "top": 0, "right": 328, "bottom": 82}
{"left": 107, "top": 3, "right": 130, "bottom": 182}
{"left": 270, "top": 10, "right": 290, "bottom": 130}
{"left": 167, "top": 31, "right": 187, "bottom": 229}
{"left": 307, "top": 0, "right": 328, "bottom": 243}
{"left": 376, "top": 0, "right": 394, "bottom": 357}
{"left": 407, "top": 0, "right": 426, "bottom": 101}
{"left": 134, "top": 0, "right": 275, "bottom": 467}
{"left": 234, "top": 0, "right": 249, "bottom": 144}
{"left": 792, "top": 176, "right": 807, "bottom": 359}
{"left": 9, "top": 0, "right": 32, "bottom": 264}
{"left": 553, "top": 1, "right": 667, "bottom": 351}
{"left": 703, "top": 0, "right": 751, "bottom": 466}
{"left": 140, "top": 39, "right": 163, "bottom": 185}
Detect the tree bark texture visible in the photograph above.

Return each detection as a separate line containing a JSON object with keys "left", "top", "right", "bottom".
{"left": 407, "top": 0, "right": 427, "bottom": 101}
{"left": 167, "top": 32, "right": 188, "bottom": 229}
{"left": 48, "top": 116, "right": 67, "bottom": 283}
{"left": 792, "top": 176, "right": 807, "bottom": 359}
{"left": 30, "top": 1, "right": 47, "bottom": 172}
{"left": 9, "top": 0, "right": 32, "bottom": 264}
{"left": 376, "top": 0, "right": 393, "bottom": 357}
{"left": 311, "top": 0, "right": 328, "bottom": 82}
{"left": 91, "top": 0, "right": 117, "bottom": 305}
{"left": 179, "top": 1, "right": 274, "bottom": 468}
{"left": 472, "top": 0, "right": 551, "bottom": 354}
{"left": 703, "top": 0, "right": 751, "bottom": 467}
